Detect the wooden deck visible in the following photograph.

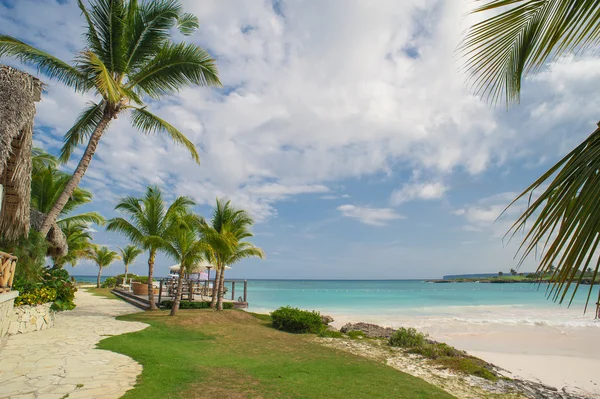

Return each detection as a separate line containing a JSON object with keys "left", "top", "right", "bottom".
{"left": 111, "top": 279, "right": 249, "bottom": 310}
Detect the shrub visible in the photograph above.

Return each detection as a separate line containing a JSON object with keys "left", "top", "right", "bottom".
{"left": 160, "top": 300, "right": 234, "bottom": 310}
{"left": 435, "top": 357, "right": 498, "bottom": 381}
{"left": 41, "top": 267, "right": 77, "bottom": 311}
{"left": 1, "top": 231, "right": 48, "bottom": 292}
{"left": 346, "top": 330, "right": 367, "bottom": 340}
{"left": 15, "top": 287, "right": 57, "bottom": 306}
{"left": 133, "top": 275, "right": 153, "bottom": 284}
{"left": 408, "top": 342, "right": 461, "bottom": 359}
{"left": 318, "top": 328, "right": 344, "bottom": 338}
{"left": 101, "top": 276, "right": 117, "bottom": 288}
{"left": 102, "top": 274, "right": 141, "bottom": 288}
{"left": 389, "top": 327, "right": 427, "bottom": 348}
{"left": 270, "top": 306, "right": 323, "bottom": 334}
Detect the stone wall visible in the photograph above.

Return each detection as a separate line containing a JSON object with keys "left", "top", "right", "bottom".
{"left": 8, "top": 303, "right": 55, "bottom": 335}
{"left": 0, "top": 291, "right": 18, "bottom": 338}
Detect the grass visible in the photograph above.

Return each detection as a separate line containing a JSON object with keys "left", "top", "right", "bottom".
{"left": 98, "top": 310, "right": 456, "bottom": 399}
{"left": 83, "top": 287, "right": 122, "bottom": 301}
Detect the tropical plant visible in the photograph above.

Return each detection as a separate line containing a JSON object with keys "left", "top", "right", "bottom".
{"left": 498, "top": 271, "right": 503, "bottom": 277}
{"left": 0, "top": 0, "right": 221, "bottom": 236}
{"left": 118, "top": 244, "right": 143, "bottom": 285}
{"left": 52, "top": 221, "right": 95, "bottom": 268}
{"left": 162, "top": 213, "right": 210, "bottom": 316}
{"left": 509, "top": 268, "right": 517, "bottom": 276}
{"left": 200, "top": 199, "right": 265, "bottom": 311}
{"left": 106, "top": 185, "right": 194, "bottom": 310}
{"left": 89, "top": 245, "right": 120, "bottom": 288}
{"left": 461, "top": 1, "right": 600, "bottom": 309}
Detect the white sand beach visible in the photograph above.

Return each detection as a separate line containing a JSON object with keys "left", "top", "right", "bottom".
{"left": 330, "top": 305, "right": 600, "bottom": 398}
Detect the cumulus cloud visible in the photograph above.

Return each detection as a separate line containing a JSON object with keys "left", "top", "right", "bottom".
{"left": 337, "top": 204, "right": 404, "bottom": 226}
{"left": 390, "top": 181, "right": 449, "bottom": 205}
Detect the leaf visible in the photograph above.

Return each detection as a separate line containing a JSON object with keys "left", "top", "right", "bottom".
{"left": 59, "top": 101, "right": 105, "bottom": 163}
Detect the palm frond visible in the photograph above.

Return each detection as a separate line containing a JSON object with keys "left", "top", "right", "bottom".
{"left": 106, "top": 217, "right": 146, "bottom": 248}
{"left": 127, "top": 42, "right": 221, "bottom": 98}
{"left": 130, "top": 107, "right": 200, "bottom": 163}
{"left": 77, "top": 50, "right": 123, "bottom": 102}
{"left": 77, "top": 0, "right": 105, "bottom": 59}
{"left": 57, "top": 211, "right": 106, "bottom": 227}
{"left": 0, "top": 34, "right": 88, "bottom": 91}
{"left": 461, "top": 0, "right": 600, "bottom": 106}
{"left": 59, "top": 101, "right": 106, "bottom": 163}
{"left": 177, "top": 13, "right": 199, "bottom": 35}
{"left": 32, "top": 148, "right": 58, "bottom": 173}
{"left": 507, "top": 125, "right": 600, "bottom": 309}
{"left": 119, "top": 244, "right": 143, "bottom": 266}
{"left": 87, "top": 0, "right": 127, "bottom": 73}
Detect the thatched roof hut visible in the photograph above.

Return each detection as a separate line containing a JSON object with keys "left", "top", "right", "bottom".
{"left": 0, "top": 65, "right": 41, "bottom": 241}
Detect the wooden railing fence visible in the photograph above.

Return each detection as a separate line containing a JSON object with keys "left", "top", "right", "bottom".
{"left": 0, "top": 251, "right": 17, "bottom": 292}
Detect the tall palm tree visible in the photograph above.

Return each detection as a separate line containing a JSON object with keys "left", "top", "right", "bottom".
{"left": 90, "top": 245, "right": 120, "bottom": 288}
{"left": 462, "top": 1, "right": 600, "bottom": 309}
{"left": 163, "top": 213, "right": 210, "bottom": 316}
{"left": 201, "top": 199, "right": 265, "bottom": 311}
{"left": 106, "top": 185, "right": 194, "bottom": 310}
{"left": 0, "top": 0, "right": 220, "bottom": 236}
{"left": 52, "top": 221, "right": 95, "bottom": 268}
{"left": 118, "top": 244, "right": 143, "bottom": 285}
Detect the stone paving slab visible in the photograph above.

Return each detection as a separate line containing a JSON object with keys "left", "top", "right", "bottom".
{"left": 0, "top": 290, "right": 148, "bottom": 399}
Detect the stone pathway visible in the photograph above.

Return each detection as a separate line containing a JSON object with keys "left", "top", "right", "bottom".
{"left": 0, "top": 290, "right": 148, "bottom": 399}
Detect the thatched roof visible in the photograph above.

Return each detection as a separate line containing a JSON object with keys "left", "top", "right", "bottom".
{"left": 0, "top": 65, "right": 42, "bottom": 240}
{"left": 30, "top": 209, "right": 67, "bottom": 258}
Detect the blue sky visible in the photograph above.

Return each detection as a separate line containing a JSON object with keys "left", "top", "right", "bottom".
{"left": 2, "top": 0, "right": 600, "bottom": 279}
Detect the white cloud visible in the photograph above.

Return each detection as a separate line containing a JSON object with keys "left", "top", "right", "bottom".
{"left": 337, "top": 204, "right": 404, "bottom": 226}
{"left": 390, "top": 181, "right": 449, "bottom": 205}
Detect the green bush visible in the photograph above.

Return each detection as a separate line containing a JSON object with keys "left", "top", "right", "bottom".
{"left": 435, "top": 357, "right": 498, "bottom": 381}
{"left": 318, "top": 328, "right": 344, "bottom": 338}
{"left": 42, "top": 267, "right": 77, "bottom": 311}
{"left": 133, "top": 275, "right": 153, "bottom": 284}
{"left": 346, "top": 330, "right": 367, "bottom": 340}
{"left": 389, "top": 327, "right": 427, "bottom": 348}
{"left": 160, "top": 300, "right": 234, "bottom": 310}
{"left": 102, "top": 274, "right": 142, "bottom": 288}
{"left": 101, "top": 276, "right": 117, "bottom": 288}
{"left": 270, "top": 306, "right": 323, "bottom": 334}
{"left": 15, "top": 287, "right": 57, "bottom": 306}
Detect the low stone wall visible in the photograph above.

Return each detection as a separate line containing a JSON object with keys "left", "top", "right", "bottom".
{"left": 8, "top": 303, "right": 55, "bottom": 335}
{"left": 0, "top": 291, "right": 18, "bottom": 338}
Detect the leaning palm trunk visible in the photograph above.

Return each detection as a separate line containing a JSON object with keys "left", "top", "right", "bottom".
{"left": 216, "top": 267, "right": 226, "bottom": 311}
{"left": 147, "top": 249, "right": 158, "bottom": 310}
{"left": 170, "top": 269, "right": 185, "bottom": 316}
{"left": 210, "top": 268, "right": 220, "bottom": 309}
{"left": 39, "top": 107, "right": 113, "bottom": 236}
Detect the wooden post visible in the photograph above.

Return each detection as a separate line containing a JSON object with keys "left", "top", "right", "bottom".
{"left": 231, "top": 281, "right": 236, "bottom": 300}
{"left": 243, "top": 280, "right": 247, "bottom": 302}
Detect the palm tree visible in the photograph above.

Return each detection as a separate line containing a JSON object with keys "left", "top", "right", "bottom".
{"left": 0, "top": 0, "right": 220, "bottom": 236}
{"left": 118, "top": 244, "right": 143, "bottom": 285}
{"left": 462, "top": 2, "right": 600, "bottom": 309}
{"left": 52, "top": 221, "right": 95, "bottom": 268}
{"left": 201, "top": 199, "right": 265, "bottom": 311}
{"left": 90, "top": 245, "right": 120, "bottom": 288}
{"left": 163, "top": 213, "right": 210, "bottom": 316}
{"left": 106, "top": 185, "right": 194, "bottom": 310}
{"left": 509, "top": 268, "right": 517, "bottom": 276}
{"left": 498, "top": 271, "right": 503, "bottom": 277}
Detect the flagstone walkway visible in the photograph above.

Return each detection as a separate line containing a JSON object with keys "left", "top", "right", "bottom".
{"left": 0, "top": 289, "right": 148, "bottom": 399}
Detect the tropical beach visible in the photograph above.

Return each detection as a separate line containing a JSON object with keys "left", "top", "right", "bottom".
{"left": 2, "top": 0, "right": 600, "bottom": 398}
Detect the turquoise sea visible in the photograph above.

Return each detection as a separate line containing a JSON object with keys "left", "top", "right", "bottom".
{"left": 73, "top": 276, "right": 600, "bottom": 327}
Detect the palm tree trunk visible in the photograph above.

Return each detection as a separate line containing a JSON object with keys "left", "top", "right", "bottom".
{"left": 170, "top": 268, "right": 184, "bottom": 317}
{"left": 148, "top": 249, "right": 158, "bottom": 310}
{"left": 123, "top": 263, "right": 128, "bottom": 286}
{"left": 210, "top": 268, "right": 220, "bottom": 309}
{"left": 217, "top": 267, "right": 226, "bottom": 311}
{"left": 97, "top": 266, "right": 102, "bottom": 288}
{"left": 39, "top": 108, "right": 113, "bottom": 236}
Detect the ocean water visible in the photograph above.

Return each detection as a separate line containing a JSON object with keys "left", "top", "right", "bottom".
{"left": 244, "top": 280, "right": 600, "bottom": 328}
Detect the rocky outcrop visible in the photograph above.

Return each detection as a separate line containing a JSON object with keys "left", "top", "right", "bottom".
{"left": 321, "top": 314, "right": 334, "bottom": 325}
{"left": 340, "top": 322, "right": 396, "bottom": 338}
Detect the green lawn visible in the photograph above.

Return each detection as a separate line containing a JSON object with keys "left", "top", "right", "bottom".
{"left": 98, "top": 310, "right": 455, "bottom": 399}
{"left": 83, "top": 287, "right": 122, "bottom": 300}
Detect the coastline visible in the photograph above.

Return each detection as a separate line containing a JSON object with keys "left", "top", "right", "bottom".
{"left": 327, "top": 308, "right": 600, "bottom": 398}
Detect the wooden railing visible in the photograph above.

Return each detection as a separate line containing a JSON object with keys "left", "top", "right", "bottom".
{"left": 0, "top": 251, "right": 17, "bottom": 293}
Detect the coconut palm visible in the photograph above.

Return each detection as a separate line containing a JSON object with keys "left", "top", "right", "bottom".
{"left": 118, "top": 244, "right": 143, "bottom": 286}
{"left": 162, "top": 213, "right": 210, "bottom": 316}
{"left": 201, "top": 199, "right": 265, "bottom": 311}
{"left": 0, "top": 0, "right": 220, "bottom": 236}
{"left": 462, "top": 1, "right": 600, "bottom": 309}
{"left": 106, "top": 185, "right": 194, "bottom": 310}
{"left": 89, "top": 245, "right": 120, "bottom": 288}
{"left": 52, "top": 221, "right": 94, "bottom": 268}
